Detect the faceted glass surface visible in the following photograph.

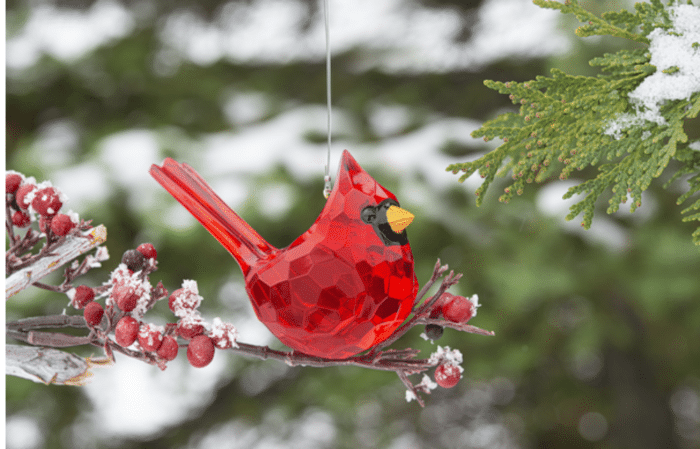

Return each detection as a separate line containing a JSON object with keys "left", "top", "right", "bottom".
{"left": 246, "top": 152, "right": 418, "bottom": 359}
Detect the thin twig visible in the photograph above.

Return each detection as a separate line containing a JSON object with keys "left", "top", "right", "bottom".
{"left": 398, "top": 370, "right": 425, "bottom": 407}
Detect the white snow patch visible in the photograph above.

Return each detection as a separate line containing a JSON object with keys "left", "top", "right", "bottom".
{"left": 84, "top": 355, "right": 228, "bottom": 438}
{"left": 606, "top": 4, "right": 700, "bottom": 137}
{"left": 52, "top": 163, "right": 110, "bottom": 213}
{"left": 158, "top": 0, "right": 567, "bottom": 73}
{"left": 6, "top": 0, "right": 134, "bottom": 70}
{"left": 257, "top": 184, "right": 295, "bottom": 220}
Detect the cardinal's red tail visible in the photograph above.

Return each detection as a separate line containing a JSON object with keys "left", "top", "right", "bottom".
{"left": 150, "top": 158, "right": 275, "bottom": 276}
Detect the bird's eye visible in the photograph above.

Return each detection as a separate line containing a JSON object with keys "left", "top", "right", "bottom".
{"left": 380, "top": 199, "right": 399, "bottom": 210}
{"left": 361, "top": 206, "right": 377, "bottom": 224}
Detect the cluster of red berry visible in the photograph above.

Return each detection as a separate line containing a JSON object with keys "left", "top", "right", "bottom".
{"left": 69, "top": 242, "right": 238, "bottom": 369}
{"left": 423, "top": 292, "right": 479, "bottom": 389}
{"left": 6, "top": 172, "right": 77, "bottom": 237}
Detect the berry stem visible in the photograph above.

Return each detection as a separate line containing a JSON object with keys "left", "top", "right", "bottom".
{"left": 417, "top": 318, "right": 495, "bottom": 337}
{"left": 397, "top": 370, "right": 425, "bottom": 407}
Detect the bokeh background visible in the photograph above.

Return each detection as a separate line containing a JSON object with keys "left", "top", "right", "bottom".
{"left": 5, "top": 0, "right": 700, "bottom": 448}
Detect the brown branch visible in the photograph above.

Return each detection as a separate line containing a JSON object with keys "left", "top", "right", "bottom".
{"left": 418, "top": 317, "right": 496, "bottom": 337}
{"left": 5, "top": 253, "right": 493, "bottom": 406}
{"left": 31, "top": 282, "right": 69, "bottom": 294}
{"left": 7, "top": 314, "right": 87, "bottom": 331}
{"left": 8, "top": 329, "right": 92, "bottom": 348}
{"left": 228, "top": 342, "right": 436, "bottom": 373}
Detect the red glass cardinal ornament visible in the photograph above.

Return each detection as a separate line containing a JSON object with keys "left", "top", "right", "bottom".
{"left": 150, "top": 150, "right": 418, "bottom": 359}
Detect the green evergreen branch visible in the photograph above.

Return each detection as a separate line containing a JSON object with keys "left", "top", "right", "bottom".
{"left": 448, "top": 0, "right": 700, "bottom": 244}
{"left": 534, "top": 0, "right": 652, "bottom": 44}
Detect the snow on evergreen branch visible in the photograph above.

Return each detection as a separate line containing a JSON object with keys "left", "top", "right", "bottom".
{"left": 447, "top": 0, "right": 700, "bottom": 245}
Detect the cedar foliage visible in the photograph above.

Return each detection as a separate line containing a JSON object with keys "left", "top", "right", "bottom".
{"left": 447, "top": 0, "right": 700, "bottom": 244}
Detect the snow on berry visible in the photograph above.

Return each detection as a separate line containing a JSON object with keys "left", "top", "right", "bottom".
{"left": 434, "top": 363, "right": 462, "bottom": 388}
{"left": 50, "top": 213, "right": 75, "bottom": 236}
{"left": 70, "top": 285, "right": 96, "bottom": 309}
{"left": 442, "top": 294, "right": 479, "bottom": 323}
{"left": 115, "top": 316, "right": 140, "bottom": 347}
{"left": 84, "top": 302, "right": 104, "bottom": 326}
{"left": 168, "top": 280, "right": 202, "bottom": 317}
{"left": 6, "top": 173, "right": 23, "bottom": 194}
{"left": 112, "top": 283, "right": 140, "bottom": 312}
{"left": 177, "top": 312, "right": 206, "bottom": 340}
{"left": 157, "top": 336, "right": 179, "bottom": 361}
{"left": 138, "top": 323, "right": 165, "bottom": 352}
{"left": 187, "top": 335, "right": 215, "bottom": 368}
{"left": 31, "top": 186, "right": 63, "bottom": 217}
{"left": 11, "top": 211, "right": 30, "bottom": 228}
{"left": 136, "top": 243, "right": 157, "bottom": 260}
{"left": 107, "top": 264, "right": 151, "bottom": 316}
{"left": 428, "top": 345, "right": 464, "bottom": 366}
{"left": 209, "top": 317, "right": 239, "bottom": 349}
{"left": 15, "top": 182, "right": 37, "bottom": 210}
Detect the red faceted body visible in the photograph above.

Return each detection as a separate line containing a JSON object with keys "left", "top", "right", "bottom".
{"left": 151, "top": 151, "right": 418, "bottom": 359}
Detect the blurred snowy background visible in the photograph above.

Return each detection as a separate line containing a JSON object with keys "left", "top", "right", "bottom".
{"left": 6, "top": 0, "right": 700, "bottom": 448}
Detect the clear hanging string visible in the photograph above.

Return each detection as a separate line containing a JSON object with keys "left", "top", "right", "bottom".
{"left": 322, "top": 0, "right": 333, "bottom": 199}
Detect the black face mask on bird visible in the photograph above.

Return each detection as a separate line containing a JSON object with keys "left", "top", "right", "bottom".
{"left": 361, "top": 199, "right": 411, "bottom": 246}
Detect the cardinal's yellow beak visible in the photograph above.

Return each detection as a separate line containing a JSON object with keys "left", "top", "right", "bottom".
{"left": 386, "top": 205, "right": 414, "bottom": 233}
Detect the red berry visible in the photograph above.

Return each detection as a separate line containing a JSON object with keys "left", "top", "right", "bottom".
{"left": 15, "top": 183, "right": 36, "bottom": 210}
{"left": 434, "top": 363, "right": 462, "bottom": 388}
{"left": 11, "top": 211, "right": 30, "bottom": 228}
{"left": 6, "top": 174, "right": 23, "bottom": 194}
{"left": 429, "top": 292, "right": 457, "bottom": 319}
{"left": 169, "top": 285, "right": 202, "bottom": 315}
{"left": 50, "top": 214, "right": 75, "bottom": 236}
{"left": 442, "top": 295, "right": 475, "bottom": 324}
{"left": 187, "top": 335, "right": 215, "bottom": 368}
{"left": 84, "top": 302, "right": 104, "bottom": 327}
{"left": 429, "top": 304, "right": 442, "bottom": 319}
{"left": 115, "top": 316, "right": 140, "bottom": 347}
{"left": 111, "top": 283, "right": 140, "bottom": 312}
{"left": 72, "top": 285, "right": 96, "bottom": 309}
{"left": 209, "top": 318, "right": 238, "bottom": 349}
{"left": 177, "top": 318, "right": 205, "bottom": 340}
{"left": 168, "top": 293, "right": 177, "bottom": 313}
{"left": 136, "top": 243, "right": 157, "bottom": 260}
{"left": 31, "top": 187, "right": 63, "bottom": 217}
{"left": 138, "top": 323, "right": 164, "bottom": 352}
{"left": 157, "top": 336, "right": 179, "bottom": 361}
